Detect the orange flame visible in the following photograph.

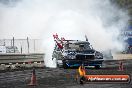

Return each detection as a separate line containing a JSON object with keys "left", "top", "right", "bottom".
{"left": 78, "top": 66, "right": 86, "bottom": 76}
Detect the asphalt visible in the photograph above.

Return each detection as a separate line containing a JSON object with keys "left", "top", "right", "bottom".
{"left": 0, "top": 59, "right": 132, "bottom": 88}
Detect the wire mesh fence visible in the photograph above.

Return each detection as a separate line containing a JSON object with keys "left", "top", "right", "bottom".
{"left": 0, "top": 38, "right": 44, "bottom": 54}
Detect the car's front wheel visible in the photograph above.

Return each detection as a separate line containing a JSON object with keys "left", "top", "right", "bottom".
{"left": 95, "top": 65, "right": 100, "bottom": 69}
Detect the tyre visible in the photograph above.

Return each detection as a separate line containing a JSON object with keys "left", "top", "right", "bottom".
{"left": 63, "top": 61, "right": 68, "bottom": 69}
{"left": 95, "top": 65, "right": 100, "bottom": 69}
{"left": 57, "top": 63, "right": 63, "bottom": 68}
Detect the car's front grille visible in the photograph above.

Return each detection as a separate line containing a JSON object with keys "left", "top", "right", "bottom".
{"left": 76, "top": 54, "right": 94, "bottom": 60}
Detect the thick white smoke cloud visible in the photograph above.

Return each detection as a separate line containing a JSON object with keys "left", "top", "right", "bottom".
{"left": 0, "top": 0, "right": 129, "bottom": 67}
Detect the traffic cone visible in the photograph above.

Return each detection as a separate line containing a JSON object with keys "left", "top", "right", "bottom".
{"left": 118, "top": 61, "right": 123, "bottom": 71}
{"left": 28, "top": 68, "right": 37, "bottom": 86}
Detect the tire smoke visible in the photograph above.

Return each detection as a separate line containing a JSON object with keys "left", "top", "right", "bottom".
{"left": 0, "top": 0, "right": 129, "bottom": 67}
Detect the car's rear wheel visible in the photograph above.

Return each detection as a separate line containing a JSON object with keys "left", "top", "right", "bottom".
{"left": 63, "top": 61, "right": 68, "bottom": 69}
{"left": 57, "top": 64, "right": 62, "bottom": 68}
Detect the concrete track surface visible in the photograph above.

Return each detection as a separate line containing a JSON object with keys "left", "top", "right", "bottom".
{"left": 0, "top": 59, "right": 132, "bottom": 88}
